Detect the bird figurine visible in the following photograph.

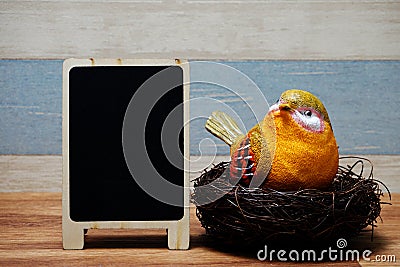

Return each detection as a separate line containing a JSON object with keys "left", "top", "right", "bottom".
{"left": 205, "top": 89, "right": 339, "bottom": 191}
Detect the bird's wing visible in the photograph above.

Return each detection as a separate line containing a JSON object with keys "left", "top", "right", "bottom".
{"left": 229, "top": 124, "right": 272, "bottom": 187}
{"left": 229, "top": 136, "right": 257, "bottom": 186}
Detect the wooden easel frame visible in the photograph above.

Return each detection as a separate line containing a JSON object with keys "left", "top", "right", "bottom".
{"left": 62, "top": 59, "right": 190, "bottom": 250}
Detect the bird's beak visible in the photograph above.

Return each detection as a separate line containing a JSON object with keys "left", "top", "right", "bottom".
{"left": 267, "top": 102, "right": 294, "bottom": 115}
{"left": 279, "top": 103, "right": 293, "bottom": 111}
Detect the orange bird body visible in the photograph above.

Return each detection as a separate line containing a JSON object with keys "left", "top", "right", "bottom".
{"left": 205, "top": 89, "right": 339, "bottom": 191}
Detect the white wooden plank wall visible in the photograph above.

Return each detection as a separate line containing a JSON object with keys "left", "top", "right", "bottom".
{"left": 1, "top": 155, "right": 400, "bottom": 192}
{"left": 1, "top": 0, "right": 399, "bottom": 59}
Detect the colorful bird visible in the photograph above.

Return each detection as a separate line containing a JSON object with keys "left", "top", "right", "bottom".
{"left": 205, "top": 89, "right": 339, "bottom": 191}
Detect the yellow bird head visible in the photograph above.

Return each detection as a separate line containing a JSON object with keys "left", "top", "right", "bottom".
{"left": 269, "top": 89, "right": 333, "bottom": 133}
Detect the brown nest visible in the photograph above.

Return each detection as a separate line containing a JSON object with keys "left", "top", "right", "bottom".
{"left": 192, "top": 157, "right": 391, "bottom": 246}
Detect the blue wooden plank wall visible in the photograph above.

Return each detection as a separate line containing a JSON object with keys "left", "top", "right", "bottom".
{"left": 0, "top": 60, "right": 399, "bottom": 155}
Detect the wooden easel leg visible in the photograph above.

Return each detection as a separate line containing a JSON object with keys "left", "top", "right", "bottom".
{"left": 167, "top": 220, "right": 189, "bottom": 250}
{"left": 63, "top": 221, "right": 84, "bottom": 250}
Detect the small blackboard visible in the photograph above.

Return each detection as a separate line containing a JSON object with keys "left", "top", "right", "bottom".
{"left": 62, "top": 59, "right": 190, "bottom": 250}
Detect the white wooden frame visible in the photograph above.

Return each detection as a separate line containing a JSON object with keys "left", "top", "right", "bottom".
{"left": 62, "top": 58, "right": 190, "bottom": 250}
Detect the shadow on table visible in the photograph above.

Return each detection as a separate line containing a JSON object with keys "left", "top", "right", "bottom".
{"left": 190, "top": 229, "right": 389, "bottom": 263}
{"left": 83, "top": 229, "right": 168, "bottom": 249}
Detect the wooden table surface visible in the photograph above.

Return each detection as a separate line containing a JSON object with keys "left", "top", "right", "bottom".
{"left": 0, "top": 192, "right": 397, "bottom": 266}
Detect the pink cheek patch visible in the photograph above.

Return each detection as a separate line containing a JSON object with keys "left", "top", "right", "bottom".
{"left": 291, "top": 108, "right": 325, "bottom": 133}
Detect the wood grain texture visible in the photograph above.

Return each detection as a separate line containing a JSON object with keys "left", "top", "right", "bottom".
{"left": 1, "top": 155, "right": 399, "bottom": 193}
{"left": 0, "top": 1, "right": 399, "bottom": 59}
{"left": 0, "top": 155, "right": 399, "bottom": 193}
{"left": 0, "top": 155, "right": 61, "bottom": 192}
{"left": 0, "top": 192, "right": 397, "bottom": 266}
{"left": 2, "top": 60, "right": 400, "bottom": 155}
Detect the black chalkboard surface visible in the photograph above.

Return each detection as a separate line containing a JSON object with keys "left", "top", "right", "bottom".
{"left": 68, "top": 65, "right": 184, "bottom": 222}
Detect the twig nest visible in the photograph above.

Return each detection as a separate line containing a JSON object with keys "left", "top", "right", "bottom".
{"left": 192, "top": 157, "right": 389, "bottom": 246}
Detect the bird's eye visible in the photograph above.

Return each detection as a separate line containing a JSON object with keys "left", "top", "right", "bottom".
{"left": 304, "top": 110, "right": 312, "bottom": 117}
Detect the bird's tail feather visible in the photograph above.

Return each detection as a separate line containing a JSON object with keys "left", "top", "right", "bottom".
{"left": 205, "top": 111, "right": 244, "bottom": 146}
